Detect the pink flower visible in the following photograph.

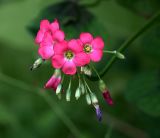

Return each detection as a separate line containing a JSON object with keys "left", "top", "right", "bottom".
{"left": 38, "top": 32, "right": 54, "bottom": 59}
{"left": 52, "top": 39, "right": 89, "bottom": 75}
{"left": 79, "top": 32, "right": 104, "bottom": 62}
{"left": 35, "top": 19, "right": 65, "bottom": 44}
{"left": 45, "top": 69, "right": 61, "bottom": 91}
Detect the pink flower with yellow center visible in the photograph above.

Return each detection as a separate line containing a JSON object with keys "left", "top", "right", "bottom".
{"left": 52, "top": 39, "right": 89, "bottom": 75}
{"left": 79, "top": 32, "right": 104, "bottom": 62}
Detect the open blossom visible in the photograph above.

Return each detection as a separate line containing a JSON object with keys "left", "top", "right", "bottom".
{"left": 44, "top": 69, "right": 61, "bottom": 91}
{"left": 79, "top": 32, "right": 104, "bottom": 62}
{"left": 38, "top": 32, "right": 55, "bottom": 59}
{"left": 35, "top": 19, "right": 65, "bottom": 59}
{"left": 52, "top": 39, "right": 89, "bottom": 75}
{"left": 35, "top": 19, "right": 65, "bottom": 44}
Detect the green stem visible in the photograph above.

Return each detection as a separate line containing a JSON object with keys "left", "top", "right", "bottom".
{"left": 0, "top": 72, "right": 83, "bottom": 138}
{"left": 93, "top": 10, "right": 160, "bottom": 79}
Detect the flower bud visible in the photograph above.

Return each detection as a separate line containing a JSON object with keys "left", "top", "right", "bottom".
{"left": 94, "top": 104, "right": 102, "bottom": 122}
{"left": 66, "top": 80, "right": 72, "bottom": 102}
{"left": 75, "top": 87, "right": 81, "bottom": 100}
{"left": 99, "top": 80, "right": 107, "bottom": 92}
{"left": 115, "top": 51, "right": 125, "bottom": 59}
{"left": 81, "top": 66, "right": 92, "bottom": 76}
{"left": 80, "top": 83, "right": 85, "bottom": 95}
{"left": 30, "top": 58, "right": 44, "bottom": 70}
{"left": 103, "top": 90, "right": 114, "bottom": 106}
{"left": 85, "top": 93, "right": 91, "bottom": 105}
{"left": 90, "top": 93, "right": 98, "bottom": 104}
{"left": 56, "top": 84, "right": 62, "bottom": 95}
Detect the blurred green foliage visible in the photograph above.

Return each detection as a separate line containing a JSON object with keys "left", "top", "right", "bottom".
{"left": 0, "top": 0, "right": 160, "bottom": 138}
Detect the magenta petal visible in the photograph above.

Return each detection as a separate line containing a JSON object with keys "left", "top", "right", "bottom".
{"left": 40, "top": 20, "right": 50, "bottom": 31}
{"left": 62, "top": 61, "right": 76, "bottom": 75}
{"left": 52, "top": 55, "right": 65, "bottom": 68}
{"left": 38, "top": 46, "right": 54, "bottom": 59}
{"left": 53, "top": 77, "right": 61, "bottom": 91}
{"left": 45, "top": 76, "right": 56, "bottom": 89}
{"left": 35, "top": 30, "right": 45, "bottom": 44}
{"left": 40, "top": 33, "right": 53, "bottom": 47}
{"left": 53, "top": 41, "right": 68, "bottom": 55}
{"left": 90, "top": 50, "right": 103, "bottom": 62}
{"left": 50, "top": 19, "right": 59, "bottom": 33}
{"left": 80, "top": 32, "right": 93, "bottom": 44}
{"left": 68, "top": 39, "right": 83, "bottom": 53}
{"left": 91, "top": 37, "right": 104, "bottom": 50}
{"left": 52, "top": 30, "right": 65, "bottom": 42}
{"left": 73, "top": 52, "right": 90, "bottom": 66}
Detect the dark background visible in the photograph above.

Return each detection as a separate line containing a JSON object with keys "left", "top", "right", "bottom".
{"left": 0, "top": 0, "right": 160, "bottom": 138}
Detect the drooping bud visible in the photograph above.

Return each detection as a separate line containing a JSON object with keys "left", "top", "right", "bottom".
{"left": 81, "top": 66, "right": 92, "bottom": 76}
{"left": 56, "top": 84, "right": 62, "bottom": 95}
{"left": 94, "top": 104, "right": 102, "bottom": 122}
{"left": 30, "top": 58, "right": 44, "bottom": 70}
{"left": 80, "top": 82, "right": 85, "bottom": 95}
{"left": 85, "top": 93, "right": 91, "bottom": 105}
{"left": 115, "top": 51, "right": 125, "bottom": 59}
{"left": 75, "top": 87, "right": 81, "bottom": 100}
{"left": 103, "top": 90, "right": 114, "bottom": 106}
{"left": 99, "top": 80, "right": 107, "bottom": 92}
{"left": 66, "top": 79, "right": 72, "bottom": 102}
{"left": 90, "top": 93, "right": 98, "bottom": 104}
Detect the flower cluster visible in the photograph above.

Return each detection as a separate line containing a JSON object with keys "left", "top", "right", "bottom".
{"left": 32, "top": 19, "right": 120, "bottom": 121}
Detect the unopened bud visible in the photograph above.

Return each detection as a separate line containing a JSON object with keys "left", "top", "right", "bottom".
{"left": 75, "top": 87, "right": 81, "bottom": 100}
{"left": 90, "top": 93, "right": 98, "bottom": 104}
{"left": 66, "top": 80, "right": 72, "bottom": 102}
{"left": 85, "top": 93, "right": 91, "bottom": 105}
{"left": 30, "top": 58, "right": 44, "bottom": 70}
{"left": 99, "top": 80, "right": 107, "bottom": 92}
{"left": 115, "top": 51, "right": 125, "bottom": 59}
{"left": 80, "top": 83, "right": 85, "bottom": 94}
{"left": 56, "top": 84, "right": 62, "bottom": 95}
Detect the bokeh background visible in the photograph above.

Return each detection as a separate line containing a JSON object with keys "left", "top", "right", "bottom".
{"left": 0, "top": 0, "right": 160, "bottom": 138}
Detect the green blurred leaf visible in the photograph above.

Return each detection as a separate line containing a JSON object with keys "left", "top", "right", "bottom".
{"left": 140, "top": 24, "right": 160, "bottom": 61}
{"left": 115, "top": 0, "right": 160, "bottom": 18}
{"left": 125, "top": 71, "right": 160, "bottom": 117}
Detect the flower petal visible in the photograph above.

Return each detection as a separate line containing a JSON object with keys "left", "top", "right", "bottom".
{"left": 91, "top": 37, "right": 104, "bottom": 50}
{"left": 52, "top": 55, "right": 65, "bottom": 68}
{"left": 50, "top": 19, "right": 59, "bottom": 33}
{"left": 40, "top": 20, "right": 50, "bottom": 31}
{"left": 90, "top": 50, "right": 103, "bottom": 62}
{"left": 45, "top": 76, "right": 56, "bottom": 89}
{"left": 40, "top": 33, "right": 53, "bottom": 47}
{"left": 53, "top": 41, "right": 68, "bottom": 55}
{"left": 38, "top": 46, "right": 54, "bottom": 59}
{"left": 35, "top": 30, "right": 45, "bottom": 44}
{"left": 62, "top": 61, "right": 76, "bottom": 75}
{"left": 53, "top": 77, "right": 61, "bottom": 91}
{"left": 73, "top": 52, "right": 90, "bottom": 66}
{"left": 80, "top": 32, "right": 93, "bottom": 44}
{"left": 52, "top": 30, "right": 65, "bottom": 42}
{"left": 68, "top": 39, "right": 83, "bottom": 53}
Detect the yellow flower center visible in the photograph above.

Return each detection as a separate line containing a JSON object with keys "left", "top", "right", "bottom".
{"left": 84, "top": 44, "right": 92, "bottom": 53}
{"left": 65, "top": 51, "right": 74, "bottom": 60}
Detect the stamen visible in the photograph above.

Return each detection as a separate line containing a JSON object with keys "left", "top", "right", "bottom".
{"left": 84, "top": 44, "right": 92, "bottom": 53}
{"left": 65, "top": 51, "right": 74, "bottom": 60}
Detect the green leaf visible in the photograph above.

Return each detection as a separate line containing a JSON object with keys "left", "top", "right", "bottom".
{"left": 125, "top": 71, "right": 160, "bottom": 117}
{"left": 140, "top": 24, "right": 160, "bottom": 61}
{"left": 115, "top": 0, "right": 160, "bottom": 18}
